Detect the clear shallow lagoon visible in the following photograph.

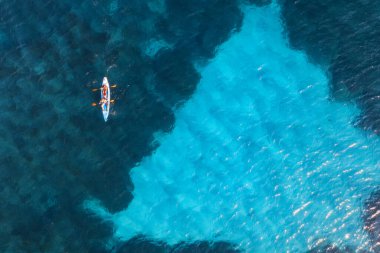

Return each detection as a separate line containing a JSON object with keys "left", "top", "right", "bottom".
{"left": 87, "top": 3, "right": 380, "bottom": 252}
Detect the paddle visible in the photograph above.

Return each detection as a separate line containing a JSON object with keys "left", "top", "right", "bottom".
{"left": 92, "top": 84, "right": 117, "bottom": 92}
{"left": 92, "top": 100, "right": 115, "bottom": 107}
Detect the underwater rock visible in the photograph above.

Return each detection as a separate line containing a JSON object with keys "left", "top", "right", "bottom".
{"left": 280, "top": 0, "right": 380, "bottom": 134}
{"left": 115, "top": 237, "right": 239, "bottom": 253}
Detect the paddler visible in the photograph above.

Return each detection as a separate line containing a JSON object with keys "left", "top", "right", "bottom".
{"left": 99, "top": 97, "right": 108, "bottom": 109}
{"left": 102, "top": 84, "right": 108, "bottom": 97}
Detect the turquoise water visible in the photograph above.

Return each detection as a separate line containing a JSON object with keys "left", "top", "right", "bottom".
{"left": 1, "top": 0, "right": 379, "bottom": 251}
{"left": 86, "top": 3, "right": 380, "bottom": 252}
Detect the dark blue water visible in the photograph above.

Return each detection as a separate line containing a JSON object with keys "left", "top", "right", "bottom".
{"left": 0, "top": 0, "right": 379, "bottom": 252}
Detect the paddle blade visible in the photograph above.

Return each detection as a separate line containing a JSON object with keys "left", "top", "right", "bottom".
{"left": 110, "top": 99, "right": 115, "bottom": 104}
{"left": 111, "top": 84, "right": 117, "bottom": 88}
{"left": 92, "top": 88, "right": 99, "bottom": 92}
{"left": 91, "top": 102, "right": 97, "bottom": 107}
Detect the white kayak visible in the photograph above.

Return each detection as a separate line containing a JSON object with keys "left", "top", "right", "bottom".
{"left": 101, "top": 77, "right": 111, "bottom": 122}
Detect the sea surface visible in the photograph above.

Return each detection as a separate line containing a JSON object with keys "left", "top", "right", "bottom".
{"left": 0, "top": 0, "right": 379, "bottom": 253}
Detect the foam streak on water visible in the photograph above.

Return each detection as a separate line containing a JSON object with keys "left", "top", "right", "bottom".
{"left": 86, "top": 3, "right": 380, "bottom": 252}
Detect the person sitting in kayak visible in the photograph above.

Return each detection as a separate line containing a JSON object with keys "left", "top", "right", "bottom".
{"left": 102, "top": 84, "right": 108, "bottom": 97}
{"left": 99, "top": 97, "right": 108, "bottom": 109}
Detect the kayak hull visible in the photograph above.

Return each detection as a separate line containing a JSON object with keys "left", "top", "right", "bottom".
{"left": 101, "top": 77, "right": 111, "bottom": 122}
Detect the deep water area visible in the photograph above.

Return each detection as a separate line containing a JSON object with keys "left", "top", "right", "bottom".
{"left": 280, "top": 0, "right": 380, "bottom": 134}
{"left": 0, "top": 0, "right": 379, "bottom": 253}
